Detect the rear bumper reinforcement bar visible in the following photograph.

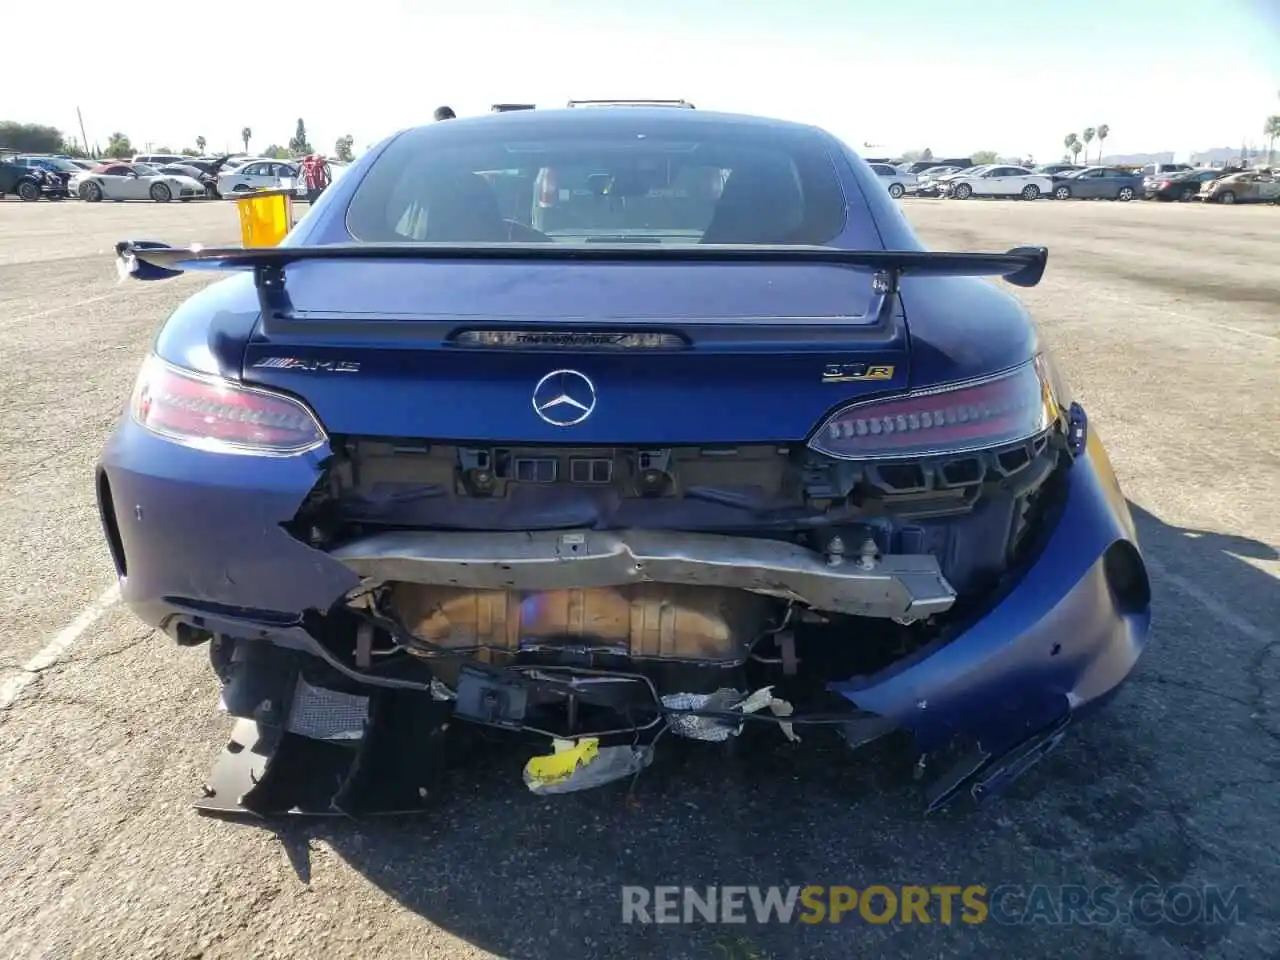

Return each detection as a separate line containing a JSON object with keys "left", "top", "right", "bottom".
{"left": 329, "top": 529, "right": 957, "bottom": 620}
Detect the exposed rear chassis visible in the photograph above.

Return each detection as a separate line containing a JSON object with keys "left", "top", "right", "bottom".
{"left": 101, "top": 415, "right": 1148, "bottom": 818}
{"left": 330, "top": 529, "right": 958, "bottom": 621}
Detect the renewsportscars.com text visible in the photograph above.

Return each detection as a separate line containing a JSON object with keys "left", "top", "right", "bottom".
{"left": 621, "top": 884, "right": 1247, "bottom": 926}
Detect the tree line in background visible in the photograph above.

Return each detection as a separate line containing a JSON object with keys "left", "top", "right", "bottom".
{"left": 899, "top": 147, "right": 1012, "bottom": 166}
{"left": 0, "top": 118, "right": 356, "bottom": 163}
{"left": 8, "top": 107, "right": 1278, "bottom": 170}
{"left": 1265, "top": 89, "right": 1280, "bottom": 165}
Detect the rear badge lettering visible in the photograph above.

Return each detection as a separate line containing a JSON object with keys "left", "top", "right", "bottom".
{"left": 253, "top": 358, "right": 361, "bottom": 373}
{"left": 822, "top": 363, "right": 895, "bottom": 383}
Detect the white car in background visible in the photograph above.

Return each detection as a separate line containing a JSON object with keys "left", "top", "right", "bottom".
{"left": 941, "top": 164, "right": 1051, "bottom": 200}
{"left": 216, "top": 159, "right": 299, "bottom": 198}
{"left": 69, "top": 162, "right": 206, "bottom": 202}
{"left": 911, "top": 165, "right": 964, "bottom": 196}
{"left": 867, "top": 162, "right": 917, "bottom": 199}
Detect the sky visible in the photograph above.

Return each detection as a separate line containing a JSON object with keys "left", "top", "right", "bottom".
{"left": 13, "top": 0, "right": 1280, "bottom": 161}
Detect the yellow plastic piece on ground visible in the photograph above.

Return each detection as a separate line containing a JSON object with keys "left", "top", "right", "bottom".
{"left": 524, "top": 738, "right": 601, "bottom": 787}
{"left": 235, "top": 188, "right": 294, "bottom": 247}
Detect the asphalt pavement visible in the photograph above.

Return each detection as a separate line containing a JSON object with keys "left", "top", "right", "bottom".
{"left": 0, "top": 197, "right": 1276, "bottom": 960}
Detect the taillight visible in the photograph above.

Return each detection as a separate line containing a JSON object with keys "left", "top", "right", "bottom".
{"left": 130, "top": 354, "right": 327, "bottom": 456}
{"left": 809, "top": 358, "right": 1058, "bottom": 460}
{"left": 1158, "top": 180, "right": 1172, "bottom": 188}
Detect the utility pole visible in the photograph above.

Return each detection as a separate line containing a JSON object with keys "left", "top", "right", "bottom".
{"left": 76, "top": 107, "right": 89, "bottom": 158}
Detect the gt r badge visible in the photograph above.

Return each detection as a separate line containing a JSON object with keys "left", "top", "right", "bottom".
{"left": 822, "top": 362, "right": 895, "bottom": 383}
{"left": 533, "top": 369, "right": 596, "bottom": 426}
{"left": 252, "top": 357, "right": 361, "bottom": 372}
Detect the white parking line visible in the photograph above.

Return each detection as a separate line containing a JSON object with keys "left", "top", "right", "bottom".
{"left": 1145, "top": 558, "right": 1276, "bottom": 647}
{"left": 0, "top": 585, "right": 119, "bottom": 710}
{"left": 9, "top": 292, "right": 124, "bottom": 325}
{"left": 1088, "top": 291, "right": 1278, "bottom": 343}
{"left": 9, "top": 278, "right": 179, "bottom": 326}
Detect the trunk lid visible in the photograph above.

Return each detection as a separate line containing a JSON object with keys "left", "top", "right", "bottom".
{"left": 241, "top": 259, "right": 910, "bottom": 445}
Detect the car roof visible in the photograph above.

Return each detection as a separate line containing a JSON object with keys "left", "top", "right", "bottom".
{"left": 406, "top": 106, "right": 820, "bottom": 138}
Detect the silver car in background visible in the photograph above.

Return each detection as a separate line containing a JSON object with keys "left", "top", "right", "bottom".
{"left": 911, "top": 165, "right": 963, "bottom": 197}
{"left": 867, "top": 162, "right": 917, "bottom": 199}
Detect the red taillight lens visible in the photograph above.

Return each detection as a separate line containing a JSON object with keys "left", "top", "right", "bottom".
{"left": 1158, "top": 180, "right": 1172, "bottom": 188}
{"left": 809, "top": 359, "right": 1058, "bottom": 460}
{"left": 130, "top": 355, "right": 327, "bottom": 455}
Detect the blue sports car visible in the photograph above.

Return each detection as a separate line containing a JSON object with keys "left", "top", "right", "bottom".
{"left": 103, "top": 106, "right": 1151, "bottom": 816}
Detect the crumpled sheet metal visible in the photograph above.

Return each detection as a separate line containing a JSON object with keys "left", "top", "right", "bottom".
{"left": 662, "top": 686, "right": 800, "bottom": 743}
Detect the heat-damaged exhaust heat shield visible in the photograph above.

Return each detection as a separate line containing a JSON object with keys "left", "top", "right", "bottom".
{"left": 386, "top": 583, "right": 772, "bottom": 662}
{"left": 330, "top": 529, "right": 957, "bottom": 621}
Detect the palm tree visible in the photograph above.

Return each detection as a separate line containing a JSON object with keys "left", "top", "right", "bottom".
{"left": 1064, "top": 133, "right": 1080, "bottom": 164}
{"left": 196, "top": 135, "right": 206, "bottom": 154}
{"left": 1082, "top": 127, "right": 1095, "bottom": 163}
{"left": 241, "top": 127, "right": 252, "bottom": 152}
{"left": 1095, "top": 124, "right": 1109, "bottom": 163}
{"left": 1266, "top": 116, "right": 1280, "bottom": 166}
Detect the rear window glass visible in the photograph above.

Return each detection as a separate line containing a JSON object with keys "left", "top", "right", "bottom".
{"left": 346, "top": 119, "right": 847, "bottom": 246}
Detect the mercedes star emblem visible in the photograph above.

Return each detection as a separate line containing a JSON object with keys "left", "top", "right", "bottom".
{"left": 532, "top": 369, "right": 597, "bottom": 427}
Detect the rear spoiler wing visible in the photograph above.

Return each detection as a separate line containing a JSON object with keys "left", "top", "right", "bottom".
{"left": 115, "top": 240, "right": 1048, "bottom": 324}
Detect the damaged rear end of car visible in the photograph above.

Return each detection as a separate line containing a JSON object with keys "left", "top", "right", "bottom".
{"left": 98, "top": 109, "right": 1150, "bottom": 817}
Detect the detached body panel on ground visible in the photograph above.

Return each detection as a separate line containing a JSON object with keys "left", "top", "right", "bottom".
{"left": 97, "top": 108, "right": 1151, "bottom": 815}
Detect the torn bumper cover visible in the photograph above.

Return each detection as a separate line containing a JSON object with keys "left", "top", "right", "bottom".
{"left": 105, "top": 420, "right": 1148, "bottom": 816}
{"left": 329, "top": 528, "right": 957, "bottom": 620}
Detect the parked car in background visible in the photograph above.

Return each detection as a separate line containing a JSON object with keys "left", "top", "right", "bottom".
{"left": 920, "top": 165, "right": 986, "bottom": 198}
{"left": 181, "top": 156, "right": 237, "bottom": 198}
{"left": 132, "top": 153, "right": 188, "bottom": 166}
{"left": 910, "top": 165, "right": 963, "bottom": 196}
{"left": 899, "top": 157, "right": 973, "bottom": 175}
{"left": 0, "top": 156, "right": 52, "bottom": 200}
{"left": 942, "top": 165, "right": 1050, "bottom": 200}
{"left": 1144, "top": 168, "right": 1236, "bottom": 202}
{"left": 156, "top": 163, "right": 221, "bottom": 199}
{"left": 867, "top": 162, "right": 916, "bottom": 198}
{"left": 1198, "top": 169, "right": 1280, "bottom": 204}
{"left": 70, "top": 162, "right": 206, "bottom": 202}
{"left": 1035, "top": 163, "right": 1085, "bottom": 177}
{"left": 10, "top": 156, "right": 76, "bottom": 197}
{"left": 1050, "top": 166, "right": 1143, "bottom": 201}
{"left": 1140, "top": 162, "right": 1192, "bottom": 179}
{"left": 156, "top": 162, "right": 207, "bottom": 180}
{"left": 216, "top": 159, "right": 298, "bottom": 198}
